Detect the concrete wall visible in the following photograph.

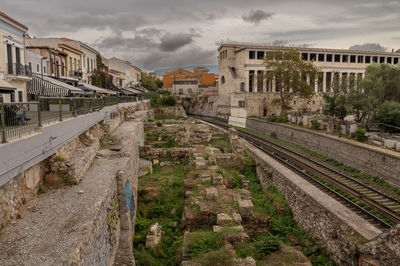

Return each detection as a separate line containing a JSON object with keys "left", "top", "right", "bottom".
{"left": 246, "top": 118, "right": 400, "bottom": 186}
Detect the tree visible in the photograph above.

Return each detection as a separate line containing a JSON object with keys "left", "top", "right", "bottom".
{"left": 264, "top": 50, "right": 319, "bottom": 115}
{"left": 373, "top": 101, "right": 400, "bottom": 132}
{"left": 141, "top": 72, "right": 163, "bottom": 91}
{"left": 348, "top": 64, "right": 400, "bottom": 123}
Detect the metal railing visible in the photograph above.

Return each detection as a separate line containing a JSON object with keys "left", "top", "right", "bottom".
{"left": 1, "top": 96, "right": 137, "bottom": 143}
{"left": 6, "top": 63, "right": 32, "bottom": 77}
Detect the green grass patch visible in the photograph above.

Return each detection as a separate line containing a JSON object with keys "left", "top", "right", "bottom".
{"left": 209, "top": 138, "right": 232, "bottom": 151}
{"left": 36, "top": 185, "right": 46, "bottom": 195}
{"left": 155, "top": 115, "right": 188, "bottom": 120}
{"left": 133, "top": 163, "right": 185, "bottom": 266}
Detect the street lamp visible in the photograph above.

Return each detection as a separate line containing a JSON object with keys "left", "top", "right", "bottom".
{"left": 40, "top": 57, "right": 48, "bottom": 95}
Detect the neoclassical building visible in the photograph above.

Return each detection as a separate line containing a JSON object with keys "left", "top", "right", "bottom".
{"left": 217, "top": 43, "right": 400, "bottom": 121}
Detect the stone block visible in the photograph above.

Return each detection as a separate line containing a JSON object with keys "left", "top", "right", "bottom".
{"left": 233, "top": 212, "right": 242, "bottom": 223}
{"left": 302, "top": 115, "right": 309, "bottom": 126}
{"left": 195, "top": 159, "right": 207, "bottom": 170}
{"left": 349, "top": 123, "right": 358, "bottom": 135}
{"left": 291, "top": 116, "right": 297, "bottom": 124}
{"left": 217, "top": 213, "right": 233, "bottom": 225}
{"left": 212, "top": 174, "right": 224, "bottom": 185}
{"left": 384, "top": 139, "right": 396, "bottom": 149}
{"left": 396, "top": 142, "right": 400, "bottom": 152}
{"left": 232, "top": 257, "right": 256, "bottom": 266}
{"left": 238, "top": 200, "right": 254, "bottom": 217}
{"left": 205, "top": 187, "right": 218, "bottom": 201}
{"left": 340, "top": 125, "right": 346, "bottom": 135}
{"left": 213, "top": 225, "right": 244, "bottom": 233}
{"left": 372, "top": 140, "right": 383, "bottom": 146}
{"left": 145, "top": 223, "right": 163, "bottom": 248}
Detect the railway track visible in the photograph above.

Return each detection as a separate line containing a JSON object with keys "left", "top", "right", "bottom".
{"left": 198, "top": 117, "right": 400, "bottom": 230}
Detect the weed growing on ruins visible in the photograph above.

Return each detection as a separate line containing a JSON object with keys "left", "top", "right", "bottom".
{"left": 53, "top": 155, "right": 65, "bottom": 162}
{"left": 107, "top": 199, "right": 119, "bottom": 242}
{"left": 133, "top": 163, "right": 185, "bottom": 266}
{"left": 58, "top": 172, "right": 78, "bottom": 185}
{"left": 209, "top": 138, "right": 232, "bottom": 151}
{"left": 36, "top": 185, "right": 46, "bottom": 195}
{"left": 240, "top": 160, "right": 336, "bottom": 265}
{"left": 100, "top": 135, "right": 118, "bottom": 149}
{"left": 154, "top": 135, "right": 176, "bottom": 148}
{"left": 185, "top": 230, "right": 222, "bottom": 258}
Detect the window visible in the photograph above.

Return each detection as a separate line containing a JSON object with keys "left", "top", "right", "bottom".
{"left": 310, "top": 53, "right": 316, "bottom": 61}
{"left": 10, "top": 92, "right": 15, "bottom": 102}
{"left": 239, "top": 100, "right": 245, "bottom": 107}
{"left": 358, "top": 56, "right": 364, "bottom": 63}
{"left": 365, "top": 56, "right": 371, "bottom": 64}
{"left": 257, "top": 51, "right": 265, "bottom": 59}
{"left": 44, "top": 66, "right": 46, "bottom": 74}
{"left": 326, "top": 54, "right": 332, "bottom": 62}
{"left": 379, "top": 57, "right": 385, "bottom": 63}
{"left": 350, "top": 55, "right": 356, "bottom": 63}
{"left": 334, "top": 54, "right": 341, "bottom": 62}
{"left": 221, "top": 76, "right": 225, "bottom": 84}
{"left": 372, "top": 56, "right": 378, "bottom": 63}
{"left": 37, "top": 64, "right": 39, "bottom": 72}
{"left": 179, "top": 88, "right": 183, "bottom": 94}
{"left": 342, "top": 55, "right": 348, "bottom": 63}
{"left": 240, "top": 82, "right": 245, "bottom": 92}
{"left": 301, "top": 53, "right": 308, "bottom": 61}
{"left": 188, "top": 88, "right": 193, "bottom": 93}
{"left": 394, "top": 58, "right": 399, "bottom": 64}
{"left": 29, "top": 62, "right": 32, "bottom": 71}
{"left": 15, "top": 47, "right": 21, "bottom": 64}
{"left": 387, "top": 57, "right": 392, "bottom": 64}
{"left": 318, "top": 54, "right": 325, "bottom": 62}
{"left": 18, "top": 91, "right": 23, "bottom": 102}
{"left": 249, "top": 51, "right": 255, "bottom": 59}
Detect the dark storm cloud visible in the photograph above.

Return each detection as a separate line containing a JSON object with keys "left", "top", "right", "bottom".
{"left": 159, "top": 33, "right": 196, "bottom": 52}
{"left": 349, "top": 43, "right": 387, "bottom": 52}
{"left": 242, "top": 10, "right": 273, "bottom": 25}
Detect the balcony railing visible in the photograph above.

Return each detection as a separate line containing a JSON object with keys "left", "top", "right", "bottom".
{"left": 68, "top": 70, "right": 83, "bottom": 79}
{"left": 6, "top": 63, "right": 32, "bottom": 77}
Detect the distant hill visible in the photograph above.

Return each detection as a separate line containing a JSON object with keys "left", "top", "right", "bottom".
{"left": 152, "top": 65, "right": 218, "bottom": 76}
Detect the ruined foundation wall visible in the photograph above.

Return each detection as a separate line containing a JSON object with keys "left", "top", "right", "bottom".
{"left": 246, "top": 118, "right": 400, "bottom": 186}
{"left": 182, "top": 96, "right": 219, "bottom": 117}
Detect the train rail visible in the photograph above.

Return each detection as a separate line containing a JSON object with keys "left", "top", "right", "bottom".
{"left": 198, "top": 117, "right": 400, "bottom": 230}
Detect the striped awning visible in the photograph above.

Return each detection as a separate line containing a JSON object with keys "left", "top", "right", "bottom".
{"left": 28, "top": 75, "right": 85, "bottom": 97}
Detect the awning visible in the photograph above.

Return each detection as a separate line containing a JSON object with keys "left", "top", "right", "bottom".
{"left": 78, "top": 83, "right": 118, "bottom": 95}
{"left": 28, "top": 74, "right": 85, "bottom": 96}
{"left": 0, "top": 79, "right": 16, "bottom": 92}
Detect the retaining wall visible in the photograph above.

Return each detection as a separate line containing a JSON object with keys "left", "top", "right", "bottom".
{"left": 246, "top": 118, "right": 400, "bottom": 186}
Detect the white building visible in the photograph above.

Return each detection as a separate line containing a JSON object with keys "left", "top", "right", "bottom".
{"left": 27, "top": 50, "right": 49, "bottom": 76}
{"left": 0, "top": 11, "right": 31, "bottom": 103}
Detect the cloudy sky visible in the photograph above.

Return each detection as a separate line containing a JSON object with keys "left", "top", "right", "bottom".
{"left": 2, "top": 0, "right": 400, "bottom": 70}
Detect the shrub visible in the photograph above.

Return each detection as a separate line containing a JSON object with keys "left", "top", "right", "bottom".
{"left": 310, "top": 119, "right": 320, "bottom": 130}
{"left": 267, "top": 115, "right": 289, "bottom": 123}
{"left": 159, "top": 95, "right": 177, "bottom": 106}
{"left": 156, "top": 121, "right": 162, "bottom": 127}
{"left": 354, "top": 128, "right": 368, "bottom": 142}
{"left": 253, "top": 235, "right": 281, "bottom": 259}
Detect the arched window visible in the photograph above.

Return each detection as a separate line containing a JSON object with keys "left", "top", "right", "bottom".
{"left": 221, "top": 75, "right": 225, "bottom": 84}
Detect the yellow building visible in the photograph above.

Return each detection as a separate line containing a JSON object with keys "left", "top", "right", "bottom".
{"left": 58, "top": 42, "right": 83, "bottom": 80}
{"left": 0, "top": 11, "right": 30, "bottom": 103}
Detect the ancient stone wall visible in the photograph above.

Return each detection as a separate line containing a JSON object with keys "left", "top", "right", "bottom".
{"left": 246, "top": 118, "right": 400, "bottom": 186}
{"left": 182, "top": 95, "right": 219, "bottom": 117}
{"left": 153, "top": 105, "right": 187, "bottom": 117}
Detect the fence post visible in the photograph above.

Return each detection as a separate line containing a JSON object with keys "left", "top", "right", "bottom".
{"left": 72, "top": 99, "right": 77, "bottom": 117}
{"left": 59, "top": 98, "right": 62, "bottom": 121}
{"left": 37, "top": 97, "right": 42, "bottom": 128}
{"left": 1, "top": 104, "right": 7, "bottom": 143}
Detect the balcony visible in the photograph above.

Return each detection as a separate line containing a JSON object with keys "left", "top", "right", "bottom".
{"left": 68, "top": 70, "right": 83, "bottom": 79}
{"left": 6, "top": 63, "right": 32, "bottom": 78}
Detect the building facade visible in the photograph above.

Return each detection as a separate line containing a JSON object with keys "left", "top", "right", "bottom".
{"left": 80, "top": 43, "right": 98, "bottom": 84}
{"left": 26, "top": 50, "right": 50, "bottom": 75}
{"left": 163, "top": 67, "right": 217, "bottom": 95}
{"left": 0, "top": 11, "right": 31, "bottom": 103}
{"left": 218, "top": 43, "right": 400, "bottom": 118}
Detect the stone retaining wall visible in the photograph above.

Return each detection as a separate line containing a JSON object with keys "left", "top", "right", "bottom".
{"left": 246, "top": 118, "right": 400, "bottom": 186}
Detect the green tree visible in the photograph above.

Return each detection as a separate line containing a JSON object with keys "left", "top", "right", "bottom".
{"left": 141, "top": 72, "right": 163, "bottom": 91}
{"left": 348, "top": 64, "right": 400, "bottom": 123}
{"left": 264, "top": 50, "right": 319, "bottom": 115}
{"left": 373, "top": 101, "right": 400, "bottom": 132}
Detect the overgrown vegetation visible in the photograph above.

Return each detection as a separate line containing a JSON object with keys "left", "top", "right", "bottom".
{"left": 310, "top": 119, "right": 321, "bottom": 130}
{"left": 354, "top": 128, "right": 368, "bottom": 142}
{"left": 36, "top": 185, "right": 46, "bottom": 195}
{"left": 155, "top": 115, "right": 188, "bottom": 120}
{"left": 133, "top": 163, "right": 185, "bottom": 266}
{"left": 239, "top": 157, "right": 335, "bottom": 265}
{"left": 208, "top": 138, "right": 232, "bottom": 151}
{"left": 267, "top": 115, "right": 289, "bottom": 123}
{"left": 141, "top": 72, "right": 163, "bottom": 91}
{"left": 150, "top": 94, "right": 177, "bottom": 107}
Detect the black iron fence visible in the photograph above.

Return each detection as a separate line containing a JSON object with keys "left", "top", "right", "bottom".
{"left": 6, "top": 63, "right": 32, "bottom": 77}
{"left": 1, "top": 96, "right": 137, "bottom": 143}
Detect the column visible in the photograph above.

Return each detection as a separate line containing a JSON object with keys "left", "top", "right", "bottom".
{"left": 245, "top": 70, "right": 249, "bottom": 92}
{"left": 338, "top": 72, "right": 342, "bottom": 87}
{"left": 314, "top": 74, "right": 318, "bottom": 93}
{"left": 323, "top": 72, "right": 327, "bottom": 92}
{"left": 254, "top": 70, "right": 258, "bottom": 93}
{"left": 272, "top": 76, "right": 276, "bottom": 93}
